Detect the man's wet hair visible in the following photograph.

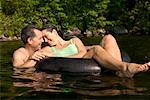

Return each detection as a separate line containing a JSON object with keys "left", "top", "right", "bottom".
{"left": 42, "top": 24, "right": 64, "bottom": 39}
{"left": 21, "top": 25, "right": 38, "bottom": 44}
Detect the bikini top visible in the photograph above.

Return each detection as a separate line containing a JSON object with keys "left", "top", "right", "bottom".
{"left": 50, "top": 38, "right": 78, "bottom": 57}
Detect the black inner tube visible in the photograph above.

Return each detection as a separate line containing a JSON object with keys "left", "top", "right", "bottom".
{"left": 36, "top": 51, "right": 130, "bottom": 76}
{"left": 36, "top": 57, "right": 101, "bottom": 76}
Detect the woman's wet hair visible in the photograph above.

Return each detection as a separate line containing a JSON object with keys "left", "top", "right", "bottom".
{"left": 21, "top": 24, "right": 38, "bottom": 44}
{"left": 42, "top": 24, "right": 64, "bottom": 39}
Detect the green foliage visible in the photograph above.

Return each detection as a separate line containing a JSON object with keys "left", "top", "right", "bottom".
{"left": 0, "top": 0, "right": 149, "bottom": 36}
{"left": 107, "top": 0, "right": 149, "bottom": 34}
{"left": 130, "top": 0, "right": 150, "bottom": 34}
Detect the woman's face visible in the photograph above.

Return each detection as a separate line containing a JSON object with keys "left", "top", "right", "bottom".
{"left": 42, "top": 29, "right": 58, "bottom": 46}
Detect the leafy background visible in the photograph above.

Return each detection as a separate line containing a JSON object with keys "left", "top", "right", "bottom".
{"left": 0, "top": 0, "right": 149, "bottom": 36}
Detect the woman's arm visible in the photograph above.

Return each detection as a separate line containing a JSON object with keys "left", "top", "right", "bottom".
{"left": 67, "top": 37, "right": 87, "bottom": 58}
{"left": 41, "top": 46, "right": 55, "bottom": 57}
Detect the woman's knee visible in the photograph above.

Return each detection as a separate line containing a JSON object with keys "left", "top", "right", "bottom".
{"left": 103, "top": 34, "right": 116, "bottom": 43}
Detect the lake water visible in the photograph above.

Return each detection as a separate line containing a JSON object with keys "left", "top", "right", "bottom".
{"left": 0, "top": 37, "right": 150, "bottom": 99}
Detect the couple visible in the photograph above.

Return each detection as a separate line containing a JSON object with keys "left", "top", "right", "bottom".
{"left": 12, "top": 24, "right": 150, "bottom": 78}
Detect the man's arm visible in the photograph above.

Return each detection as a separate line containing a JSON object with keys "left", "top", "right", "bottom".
{"left": 12, "top": 50, "right": 37, "bottom": 68}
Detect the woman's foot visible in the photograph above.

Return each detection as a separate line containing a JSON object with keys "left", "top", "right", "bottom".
{"left": 116, "top": 62, "right": 150, "bottom": 78}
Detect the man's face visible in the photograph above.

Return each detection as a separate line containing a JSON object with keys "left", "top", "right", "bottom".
{"left": 30, "top": 29, "right": 43, "bottom": 50}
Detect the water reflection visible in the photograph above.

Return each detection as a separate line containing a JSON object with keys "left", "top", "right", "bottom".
{"left": 12, "top": 68, "right": 148, "bottom": 97}
{"left": 71, "top": 76, "right": 148, "bottom": 96}
{"left": 13, "top": 68, "right": 63, "bottom": 94}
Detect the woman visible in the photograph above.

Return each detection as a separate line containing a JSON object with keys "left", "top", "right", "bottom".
{"left": 41, "top": 24, "right": 87, "bottom": 58}
{"left": 41, "top": 24, "right": 150, "bottom": 78}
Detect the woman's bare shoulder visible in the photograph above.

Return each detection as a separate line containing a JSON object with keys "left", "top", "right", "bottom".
{"left": 41, "top": 46, "right": 52, "bottom": 52}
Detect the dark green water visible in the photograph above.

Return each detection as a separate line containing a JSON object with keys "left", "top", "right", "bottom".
{"left": 0, "top": 35, "right": 150, "bottom": 99}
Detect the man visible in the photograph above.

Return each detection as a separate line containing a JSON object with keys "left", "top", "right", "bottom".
{"left": 12, "top": 25, "right": 49, "bottom": 68}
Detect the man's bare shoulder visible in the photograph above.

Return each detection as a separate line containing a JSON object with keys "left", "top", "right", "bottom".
{"left": 12, "top": 47, "right": 29, "bottom": 67}
{"left": 13, "top": 47, "right": 28, "bottom": 57}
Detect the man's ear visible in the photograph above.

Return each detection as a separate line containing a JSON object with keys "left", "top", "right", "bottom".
{"left": 27, "top": 37, "right": 33, "bottom": 45}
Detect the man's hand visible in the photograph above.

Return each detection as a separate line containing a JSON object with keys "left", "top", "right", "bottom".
{"left": 29, "top": 50, "right": 55, "bottom": 61}
{"left": 29, "top": 50, "right": 47, "bottom": 61}
{"left": 44, "top": 51, "right": 55, "bottom": 57}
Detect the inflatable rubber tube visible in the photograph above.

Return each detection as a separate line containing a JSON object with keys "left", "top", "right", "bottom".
{"left": 36, "top": 52, "right": 130, "bottom": 75}
{"left": 36, "top": 57, "right": 101, "bottom": 76}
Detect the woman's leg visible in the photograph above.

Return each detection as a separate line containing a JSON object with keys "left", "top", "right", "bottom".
{"left": 92, "top": 45, "right": 125, "bottom": 71}
{"left": 100, "top": 34, "right": 122, "bottom": 61}
{"left": 84, "top": 34, "right": 122, "bottom": 60}
{"left": 92, "top": 45, "right": 150, "bottom": 78}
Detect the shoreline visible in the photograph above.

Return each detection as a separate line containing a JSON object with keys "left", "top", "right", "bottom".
{"left": 0, "top": 35, "right": 21, "bottom": 42}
